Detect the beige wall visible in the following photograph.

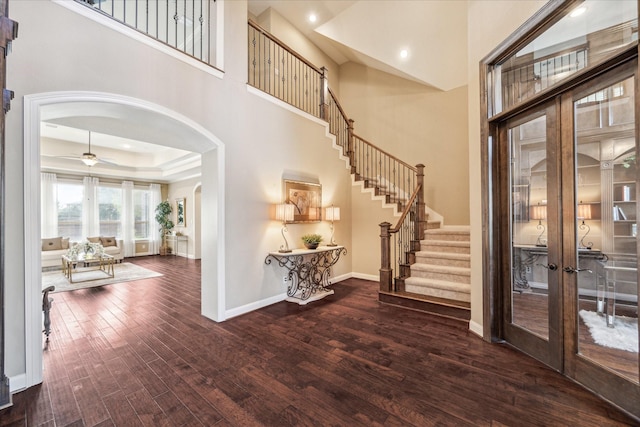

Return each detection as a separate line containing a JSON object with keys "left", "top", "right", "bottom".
{"left": 350, "top": 184, "right": 398, "bottom": 278}
{"left": 467, "top": 1, "right": 548, "bottom": 332}
{"left": 167, "top": 176, "right": 202, "bottom": 258}
{"left": 339, "top": 62, "right": 470, "bottom": 226}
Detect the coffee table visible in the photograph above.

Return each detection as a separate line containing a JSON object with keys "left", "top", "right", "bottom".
{"left": 61, "top": 253, "right": 115, "bottom": 284}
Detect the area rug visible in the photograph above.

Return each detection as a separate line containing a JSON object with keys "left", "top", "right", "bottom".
{"left": 579, "top": 310, "right": 638, "bottom": 353}
{"left": 42, "top": 262, "right": 162, "bottom": 293}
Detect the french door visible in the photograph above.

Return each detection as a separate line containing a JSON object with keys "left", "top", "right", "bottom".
{"left": 501, "top": 101, "right": 563, "bottom": 370}
{"left": 501, "top": 60, "right": 639, "bottom": 411}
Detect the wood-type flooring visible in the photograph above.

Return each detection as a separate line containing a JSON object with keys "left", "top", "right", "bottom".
{"left": 1, "top": 255, "right": 638, "bottom": 426}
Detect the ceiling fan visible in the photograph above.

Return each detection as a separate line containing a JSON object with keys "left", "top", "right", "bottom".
{"left": 58, "top": 131, "right": 119, "bottom": 167}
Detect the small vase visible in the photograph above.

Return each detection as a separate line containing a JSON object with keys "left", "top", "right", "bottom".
{"left": 304, "top": 242, "right": 319, "bottom": 250}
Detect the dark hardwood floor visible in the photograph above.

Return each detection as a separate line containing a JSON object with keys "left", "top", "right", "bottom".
{"left": 1, "top": 255, "right": 639, "bottom": 426}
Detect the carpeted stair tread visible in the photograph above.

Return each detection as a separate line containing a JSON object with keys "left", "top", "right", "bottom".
{"left": 424, "top": 228, "right": 470, "bottom": 242}
{"left": 411, "top": 263, "right": 470, "bottom": 276}
{"left": 415, "top": 251, "right": 470, "bottom": 260}
{"left": 419, "top": 239, "right": 470, "bottom": 247}
{"left": 410, "top": 262, "right": 470, "bottom": 284}
{"left": 405, "top": 277, "right": 471, "bottom": 302}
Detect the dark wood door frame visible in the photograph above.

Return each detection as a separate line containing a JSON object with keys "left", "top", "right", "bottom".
{"left": 0, "top": 0, "right": 17, "bottom": 409}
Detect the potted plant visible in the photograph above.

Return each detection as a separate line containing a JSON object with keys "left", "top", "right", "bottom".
{"left": 301, "top": 233, "right": 322, "bottom": 250}
{"left": 155, "top": 200, "right": 175, "bottom": 255}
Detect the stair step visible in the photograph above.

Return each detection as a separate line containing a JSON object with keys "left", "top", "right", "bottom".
{"left": 405, "top": 277, "right": 471, "bottom": 303}
{"left": 420, "top": 240, "right": 470, "bottom": 254}
{"left": 426, "top": 220, "right": 441, "bottom": 230}
{"left": 378, "top": 291, "right": 470, "bottom": 322}
{"left": 424, "top": 227, "right": 470, "bottom": 242}
{"left": 410, "top": 263, "right": 470, "bottom": 284}
{"left": 415, "top": 251, "right": 470, "bottom": 268}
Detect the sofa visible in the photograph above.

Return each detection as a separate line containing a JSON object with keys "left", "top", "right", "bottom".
{"left": 41, "top": 236, "right": 124, "bottom": 269}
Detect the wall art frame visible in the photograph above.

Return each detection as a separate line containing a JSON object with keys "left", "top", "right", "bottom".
{"left": 283, "top": 179, "right": 322, "bottom": 223}
{"left": 176, "top": 197, "right": 186, "bottom": 226}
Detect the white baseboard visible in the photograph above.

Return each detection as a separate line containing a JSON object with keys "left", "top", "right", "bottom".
{"left": 329, "top": 272, "right": 352, "bottom": 283}
{"left": 469, "top": 320, "right": 483, "bottom": 337}
{"left": 225, "top": 293, "right": 287, "bottom": 319}
{"left": 9, "top": 373, "right": 27, "bottom": 393}
{"left": 351, "top": 272, "right": 379, "bottom": 282}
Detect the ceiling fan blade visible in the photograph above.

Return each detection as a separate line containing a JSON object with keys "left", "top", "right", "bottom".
{"left": 96, "top": 158, "right": 120, "bottom": 166}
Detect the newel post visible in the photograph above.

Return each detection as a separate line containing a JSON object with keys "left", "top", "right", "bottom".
{"left": 415, "top": 164, "right": 426, "bottom": 243}
{"left": 347, "top": 119, "right": 355, "bottom": 168}
{"left": 319, "top": 66, "right": 329, "bottom": 120}
{"left": 379, "top": 222, "right": 393, "bottom": 292}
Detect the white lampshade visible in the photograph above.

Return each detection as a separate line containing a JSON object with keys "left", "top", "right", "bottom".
{"left": 275, "top": 203, "right": 294, "bottom": 222}
{"left": 325, "top": 206, "right": 340, "bottom": 221}
{"left": 577, "top": 203, "right": 592, "bottom": 220}
{"left": 531, "top": 204, "right": 547, "bottom": 221}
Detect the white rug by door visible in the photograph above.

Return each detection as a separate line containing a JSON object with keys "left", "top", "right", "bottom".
{"left": 42, "top": 262, "right": 162, "bottom": 293}
{"left": 579, "top": 310, "right": 638, "bottom": 353}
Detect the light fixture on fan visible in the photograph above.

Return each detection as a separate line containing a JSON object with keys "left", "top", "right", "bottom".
{"left": 81, "top": 132, "right": 99, "bottom": 166}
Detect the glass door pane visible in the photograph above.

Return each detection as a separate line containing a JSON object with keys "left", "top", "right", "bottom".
{"left": 574, "top": 75, "right": 639, "bottom": 383}
{"left": 510, "top": 112, "right": 550, "bottom": 340}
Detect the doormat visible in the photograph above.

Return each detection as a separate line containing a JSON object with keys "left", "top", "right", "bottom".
{"left": 579, "top": 310, "right": 638, "bottom": 353}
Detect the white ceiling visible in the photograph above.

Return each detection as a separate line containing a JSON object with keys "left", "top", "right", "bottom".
{"left": 247, "top": 0, "right": 469, "bottom": 91}
{"left": 40, "top": 102, "right": 204, "bottom": 183}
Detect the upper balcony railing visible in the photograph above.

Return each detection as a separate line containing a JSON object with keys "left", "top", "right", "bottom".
{"left": 76, "top": 0, "right": 214, "bottom": 65}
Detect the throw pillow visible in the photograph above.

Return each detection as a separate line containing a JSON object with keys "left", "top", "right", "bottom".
{"left": 61, "top": 237, "right": 70, "bottom": 249}
{"left": 87, "top": 236, "right": 101, "bottom": 243}
{"left": 42, "top": 237, "right": 62, "bottom": 251}
{"left": 100, "top": 236, "right": 117, "bottom": 247}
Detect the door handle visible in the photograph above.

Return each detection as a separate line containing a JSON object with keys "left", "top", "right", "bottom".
{"left": 538, "top": 263, "right": 558, "bottom": 271}
{"left": 562, "top": 266, "right": 592, "bottom": 274}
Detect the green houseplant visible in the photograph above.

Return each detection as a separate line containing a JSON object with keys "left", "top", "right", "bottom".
{"left": 301, "top": 233, "right": 322, "bottom": 250}
{"left": 155, "top": 200, "right": 175, "bottom": 255}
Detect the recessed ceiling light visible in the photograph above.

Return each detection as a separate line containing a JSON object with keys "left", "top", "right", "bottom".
{"left": 123, "top": 144, "right": 131, "bottom": 149}
{"left": 400, "top": 49, "right": 409, "bottom": 59}
{"left": 309, "top": 13, "right": 317, "bottom": 23}
{"left": 570, "top": 6, "right": 586, "bottom": 18}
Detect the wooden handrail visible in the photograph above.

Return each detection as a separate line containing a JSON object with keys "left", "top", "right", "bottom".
{"left": 390, "top": 184, "right": 421, "bottom": 233}
{"left": 248, "top": 19, "right": 323, "bottom": 75}
{"left": 352, "top": 133, "right": 418, "bottom": 172}
{"left": 327, "top": 87, "right": 349, "bottom": 123}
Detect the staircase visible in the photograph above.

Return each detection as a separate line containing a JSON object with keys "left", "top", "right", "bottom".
{"left": 247, "top": 20, "right": 470, "bottom": 321}
{"left": 406, "top": 226, "right": 471, "bottom": 302}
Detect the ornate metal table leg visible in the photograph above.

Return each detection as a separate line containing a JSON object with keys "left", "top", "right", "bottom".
{"left": 42, "top": 285, "right": 55, "bottom": 341}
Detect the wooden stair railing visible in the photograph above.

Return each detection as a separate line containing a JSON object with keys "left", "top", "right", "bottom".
{"left": 247, "top": 20, "right": 425, "bottom": 292}
{"left": 379, "top": 166, "right": 425, "bottom": 292}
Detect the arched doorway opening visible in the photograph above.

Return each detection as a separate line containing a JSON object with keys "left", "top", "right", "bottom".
{"left": 23, "top": 91, "right": 226, "bottom": 388}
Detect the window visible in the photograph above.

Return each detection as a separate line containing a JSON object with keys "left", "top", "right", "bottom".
{"left": 98, "top": 186, "right": 122, "bottom": 237}
{"left": 57, "top": 182, "right": 84, "bottom": 241}
{"left": 134, "top": 189, "right": 151, "bottom": 239}
{"left": 488, "top": 0, "right": 638, "bottom": 117}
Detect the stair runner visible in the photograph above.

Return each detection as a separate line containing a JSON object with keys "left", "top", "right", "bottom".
{"left": 405, "top": 225, "right": 471, "bottom": 303}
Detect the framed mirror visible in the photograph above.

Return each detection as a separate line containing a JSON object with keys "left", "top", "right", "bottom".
{"left": 176, "top": 197, "right": 186, "bottom": 226}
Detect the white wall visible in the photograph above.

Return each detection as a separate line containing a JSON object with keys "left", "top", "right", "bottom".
{"left": 467, "top": 0, "right": 548, "bottom": 333}
{"left": 6, "top": 0, "right": 352, "bottom": 386}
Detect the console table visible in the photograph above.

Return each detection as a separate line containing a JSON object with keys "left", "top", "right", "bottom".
{"left": 166, "top": 235, "right": 188, "bottom": 258}
{"left": 513, "top": 245, "right": 604, "bottom": 291}
{"left": 265, "top": 246, "right": 347, "bottom": 305}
